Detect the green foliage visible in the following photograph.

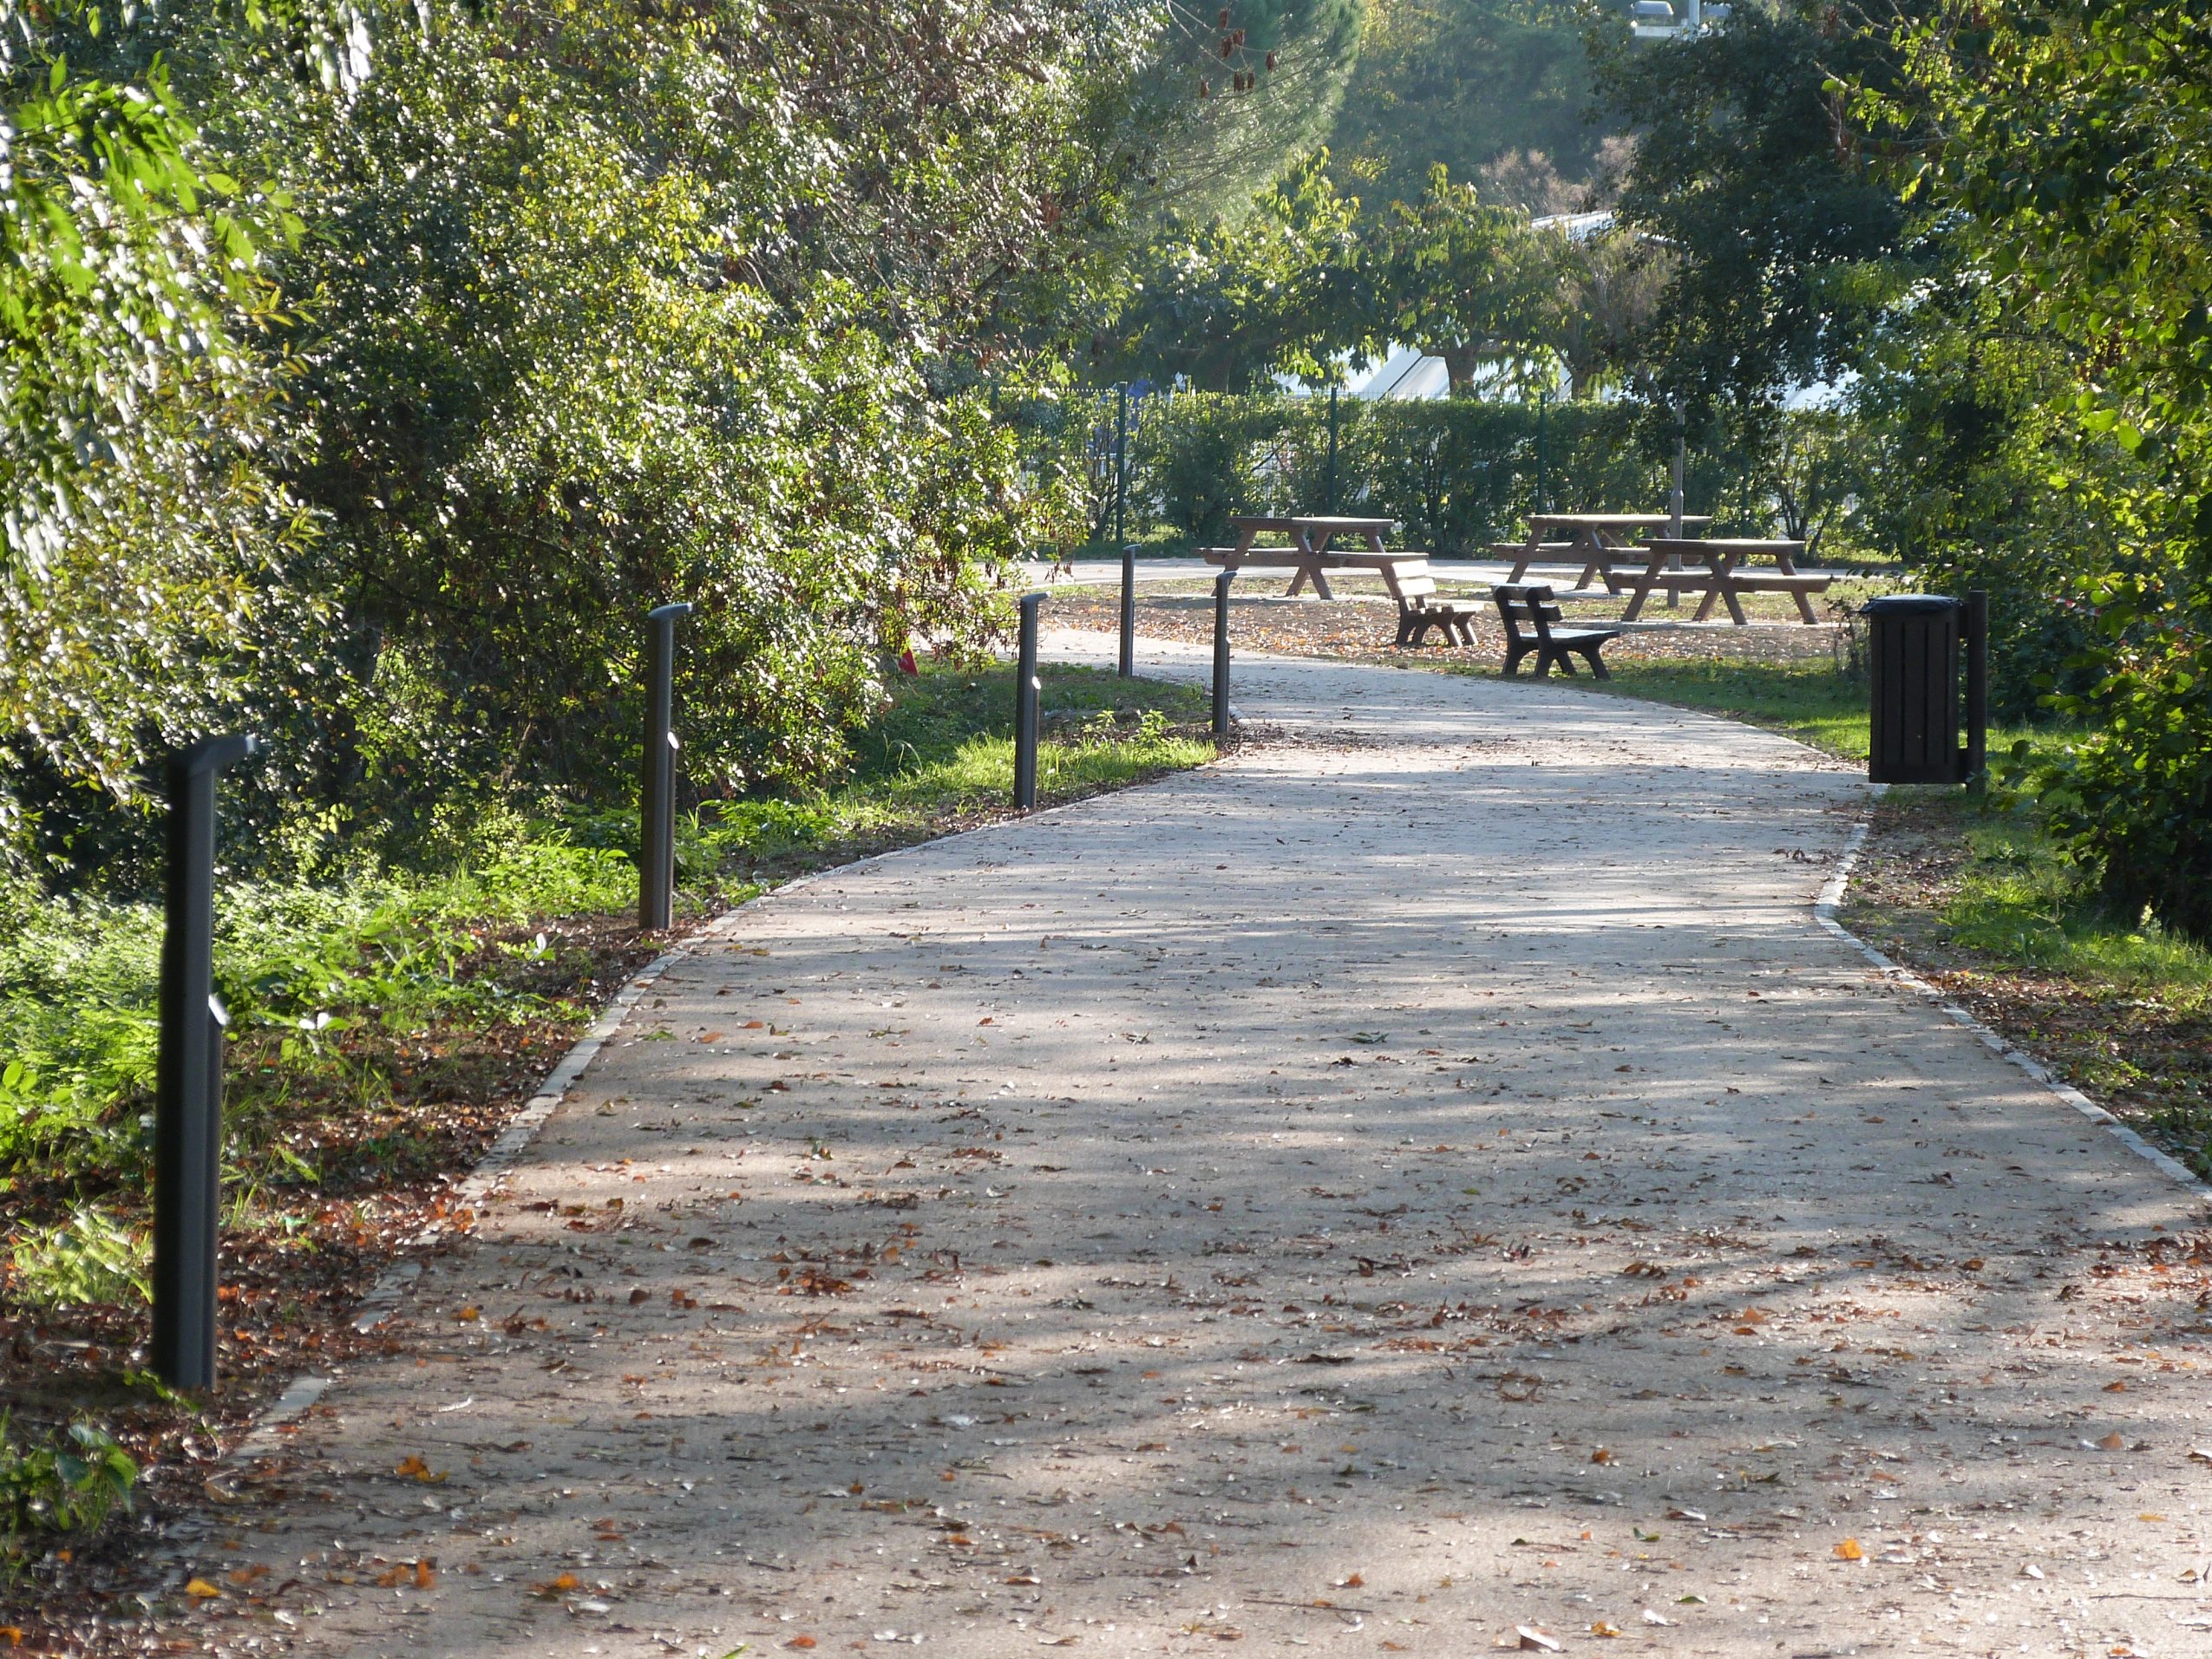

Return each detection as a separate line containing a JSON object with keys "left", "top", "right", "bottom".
{"left": 1329, "top": 0, "right": 1614, "bottom": 211}
{"left": 1377, "top": 167, "right": 1566, "bottom": 394}
{"left": 0, "top": 1414, "right": 139, "bottom": 1560}
{"left": 1882, "top": 0, "right": 2212, "bottom": 943}
{"left": 1096, "top": 152, "right": 1373, "bottom": 392}
{"left": 0, "top": 3, "right": 315, "bottom": 832}
{"left": 6, "top": 1205, "right": 151, "bottom": 1310}
{"left": 1591, "top": 1, "right": 1911, "bottom": 416}
{"left": 7, "top": 0, "right": 1198, "bottom": 878}
{"left": 1091, "top": 389, "right": 1803, "bottom": 552}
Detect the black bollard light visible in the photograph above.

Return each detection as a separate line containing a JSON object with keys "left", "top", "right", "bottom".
{"left": 1965, "top": 587, "right": 1989, "bottom": 787}
{"left": 1116, "top": 384, "right": 1135, "bottom": 679}
{"left": 1212, "top": 570, "right": 1233, "bottom": 745}
{"left": 1014, "top": 591, "right": 1044, "bottom": 811}
{"left": 153, "top": 733, "right": 258, "bottom": 1390}
{"left": 639, "top": 602, "right": 694, "bottom": 931}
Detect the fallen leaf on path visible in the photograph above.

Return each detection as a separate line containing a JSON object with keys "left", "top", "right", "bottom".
{"left": 1834, "top": 1538, "right": 1864, "bottom": 1561}
{"left": 394, "top": 1454, "right": 447, "bottom": 1484}
{"left": 2097, "top": 1432, "right": 2126, "bottom": 1451}
{"left": 184, "top": 1579, "right": 221, "bottom": 1600}
{"left": 1591, "top": 1621, "right": 1623, "bottom": 1636}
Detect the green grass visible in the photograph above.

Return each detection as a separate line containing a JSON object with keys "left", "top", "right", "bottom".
{"left": 677, "top": 663, "right": 1212, "bottom": 879}
{"left": 1939, "top": 810, "right": 2212, "bottom": 993}
{"left": 1596, "top": 658, "right": 1877, "bottom": 758}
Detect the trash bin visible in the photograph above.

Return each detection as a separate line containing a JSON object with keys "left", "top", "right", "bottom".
{"left": 1863, "top": 592, "right": 1986, "bottom": 786}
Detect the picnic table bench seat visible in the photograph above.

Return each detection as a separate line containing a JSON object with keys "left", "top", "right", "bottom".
{"left": 1493, "top": 583, "right": 1621, "bottom": 679}
{"left": 1488, "top": 540, "right": 1580, "bottom": 560}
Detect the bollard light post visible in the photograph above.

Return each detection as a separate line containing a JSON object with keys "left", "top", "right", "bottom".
{"left": 1116, "top": 385, "right": 1135, "bottom": 678}
{"left": 639, "top": 602, "right": 694, "bottom": 931}
{"left": 153, "top": 732, "right": 258, "bottom": 1391}
{"left": 1212, "top": 570, "right": 1233, "bottom": 746}
{"left": 1014, "top": 591, "right": 1044, "bottom": 810}
{"left": 1966, "top": 587, "right": 1989, "bottom": 788}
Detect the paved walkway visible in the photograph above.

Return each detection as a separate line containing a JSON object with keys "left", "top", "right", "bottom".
{"left": 185, "top": 641, "right": 2210, "bottom": 1659}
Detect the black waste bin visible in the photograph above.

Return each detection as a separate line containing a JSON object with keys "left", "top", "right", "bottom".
{"left": 1863, "top": 591, "right": 1987, "bottom": 785}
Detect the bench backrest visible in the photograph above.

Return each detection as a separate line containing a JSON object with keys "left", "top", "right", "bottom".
{"left": 1491, "top": 583, "right": 1562, "bottom": 643}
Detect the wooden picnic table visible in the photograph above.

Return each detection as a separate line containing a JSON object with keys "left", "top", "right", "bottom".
{"left": 1209, "top": 514, "right": 1399, "bottom": 600}
{"left": 1494, "top": 512, "right": 1714, "bottom": 594}
{"left": 1623, "top": 538, "right": 1829, "bottom": 624}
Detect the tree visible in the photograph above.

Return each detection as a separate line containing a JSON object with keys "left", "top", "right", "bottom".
{"left": 1588, "top": 1, "right": 1912, "bottom": 419}
{"left": 0, "top": 3, "right": 315, "bottom": 841}
{"left": 1882, "top": 0, "right": 2212, "bottom": 942}
{"left": 1328, "top": 0, "right": 1617, "bottom": 211}
{"left": 1096, "top": 152, "right": 1373, "bottom": 391}
{"left": 1545, "top": 225, "right": 1668, "bottom": 399}
{"left": 1377, "top": 167, "right": 1562, "bottom": 395}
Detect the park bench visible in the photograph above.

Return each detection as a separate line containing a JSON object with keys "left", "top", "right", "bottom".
{"left": 1389, "top": 559, "right": 1483, "bottom": 646}
{"left": 1492, "top": 583, "right": 1622, "bottom": 679}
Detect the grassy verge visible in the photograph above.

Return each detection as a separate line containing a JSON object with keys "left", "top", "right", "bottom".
{"left": 1594, "top": 658, "right": 1877, "bottom": 758}
{"left": 0, "top": 661, "right": 1209, "bottom": 1615}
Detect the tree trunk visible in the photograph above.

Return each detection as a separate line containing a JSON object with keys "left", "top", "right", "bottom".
{"left": 1443, "top": 347, "right": 1478, "bottom": 395}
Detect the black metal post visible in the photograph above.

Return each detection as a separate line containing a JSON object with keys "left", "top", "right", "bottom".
{"left": 640, "top": 601, "right": 694, "bottom": 931}
{"left": 1325, "top": 386, "right": 1340, "bottom": 515}
{"left": 1116, "top": 384, "right": 1134, "bottom": 678}
{"left": 1535, "top": 389, "right": 1547, "bottom": 517}
{"left": 1965, "top": 586, "right": 1989, "bottom": 787}
{"left": 154, "top": 732, "right": 256, "bottom": 1391}
{"left": 1212, "top": 571, "right": 1233, "bottom": 745}
{"left": 1015, "top": 591, "right": 1044, "bottom": 810}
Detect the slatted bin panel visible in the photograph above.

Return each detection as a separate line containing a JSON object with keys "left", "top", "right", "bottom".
{"left": 1865, "top": 595, "right": 1963, "bottom": 785}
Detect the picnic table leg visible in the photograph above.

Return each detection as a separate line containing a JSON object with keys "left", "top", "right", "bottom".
{"left": 1576, "top": 529, "right": 1608, "bottom": 594}
{"left": 1508, "top": 535, "right": 1538, "bottom": 583}
{"left": 1694, "top": 556, "right": 1748, "bottom": 625}
{"left": 1619, "top": 549, "right": 1667, "bottom": 623}
{"left": 1777, "top": 548, "right": 1818, "bottom": 623}
{"left": 1690, "top": 558, "right": 1724, "bottom": 622}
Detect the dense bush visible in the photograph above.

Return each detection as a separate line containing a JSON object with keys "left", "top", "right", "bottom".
{"left": 1, "top": 0, "right": 1210, "bottom": 886}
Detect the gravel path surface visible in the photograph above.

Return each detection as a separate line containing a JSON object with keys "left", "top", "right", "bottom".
{"left": 173, "top": 638, "right": 2212, "bottom": 1659}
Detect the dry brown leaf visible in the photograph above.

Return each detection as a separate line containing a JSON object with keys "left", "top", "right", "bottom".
{"left": 2098, "top": 1432, "right": 2126, "bottom": 1451}
{"left": 1591, "top": 1622, "right": 1623, "bottom": 1637}
{"left": 393, "top": 1454, "right": 447, "bottom": 1484}
{"left": 184, "top": 1578, "right": 222, "bottom": 1600}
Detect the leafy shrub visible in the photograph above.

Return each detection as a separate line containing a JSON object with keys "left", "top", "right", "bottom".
{"left": 7, "top": 1207, "right": 151, "bottom": 1310}
{"left": 0, "top": 1416, "right": 139, "bottom": 1562}
{"left": 2034, "top": 577, "right": 2212, "bottom": 946}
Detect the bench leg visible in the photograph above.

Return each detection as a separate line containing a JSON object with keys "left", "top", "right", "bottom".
{"left": 1580, "top": 644, "right": 1612, "bottom": 681}
{"left": 1501, "top": 642, "right": 1529, "bottom": 677}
